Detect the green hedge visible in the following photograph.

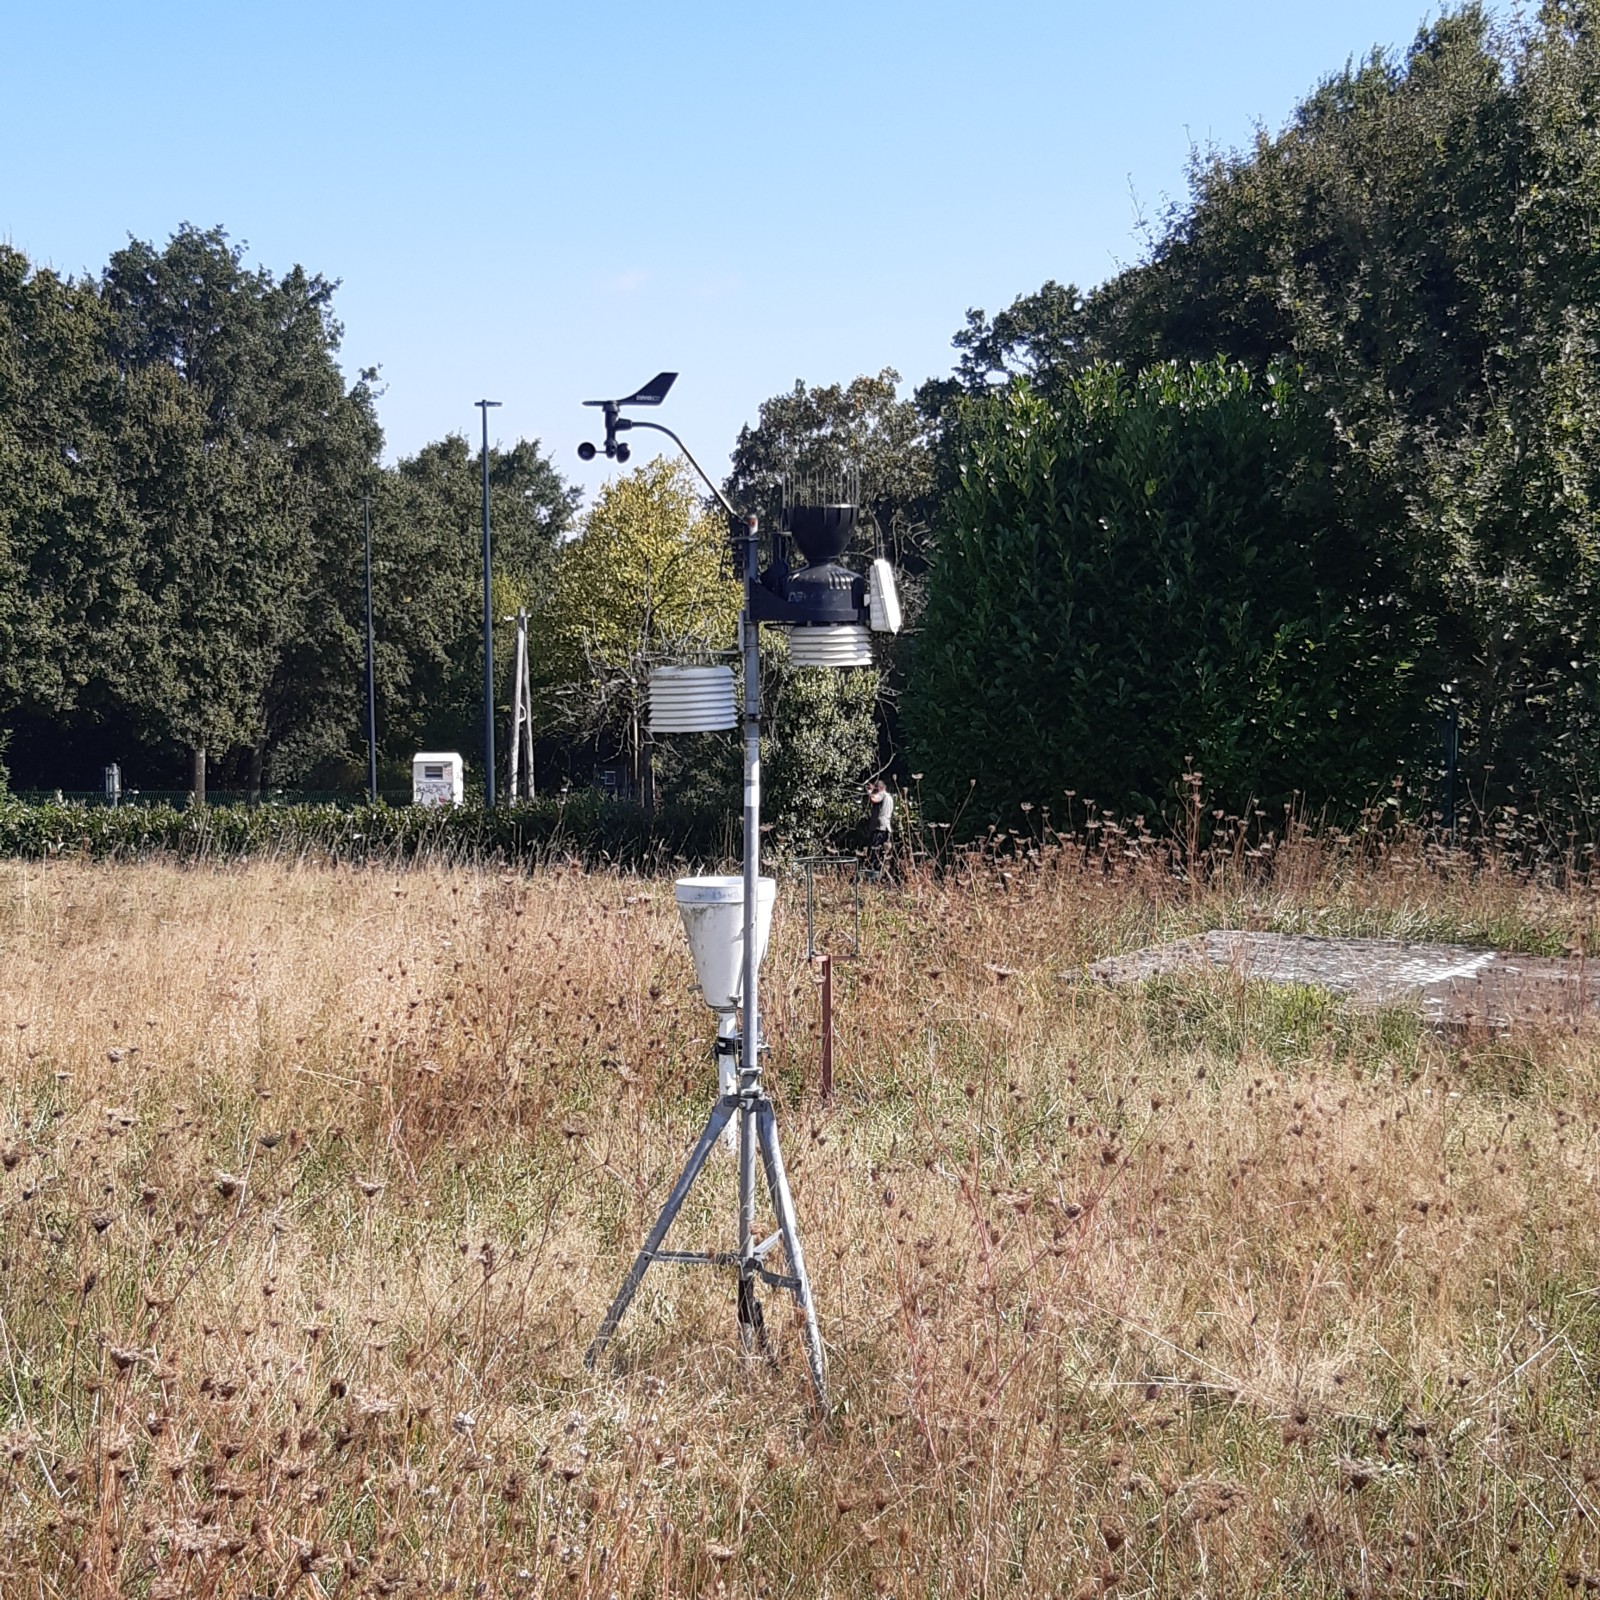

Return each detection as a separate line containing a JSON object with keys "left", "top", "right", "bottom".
{"left": 907, "top": 362, "right": 1422, "bottom": 827}
{"left": 0, "top": 793, "right": 738, "bottom": 866}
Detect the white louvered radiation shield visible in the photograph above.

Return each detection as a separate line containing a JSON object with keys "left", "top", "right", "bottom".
{"left": 785, "top": 624, "right": 874, "bottom": 668}
{"left": 648, "top": 665, "right": 738, "bottom": 734}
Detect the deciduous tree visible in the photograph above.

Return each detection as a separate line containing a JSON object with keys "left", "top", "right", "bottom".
{"left": 726, "top": 370, "right": 935, "bottom": 574}
{"left": 535, "top": 457, "right": 738, "bottom": 804}
{"left": 100, "top": 225, "right": 382, "bottom": 796}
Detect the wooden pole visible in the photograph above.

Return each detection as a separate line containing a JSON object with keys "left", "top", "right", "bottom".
{"left": 520, "top": 609, "right": 535, "bottom": 799}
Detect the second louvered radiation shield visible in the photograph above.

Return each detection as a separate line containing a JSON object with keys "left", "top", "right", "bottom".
{"left": 648, "top": 665, "right": 738, "bottom": 734}
{"left": 787, "top": 624, "right": 873, "bottom": 667}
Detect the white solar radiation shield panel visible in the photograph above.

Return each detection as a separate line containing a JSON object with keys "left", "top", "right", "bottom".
{"left": 868, "top": 558, "right": 903, "bottom": 634}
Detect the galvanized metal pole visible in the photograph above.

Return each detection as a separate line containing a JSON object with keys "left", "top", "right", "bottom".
{"left": 738, "top": 512, "right": 762, "bottom": 1346}
{"left": 582, "top": 499, "right": 826, "bottom": 1413}
{"left": 363, "top": 495, "right": 377, "bottom": 804}
{"left": 476, "top": 400, "right": 501, "bottom": 809}
{"left": 1445, "top": 703, "right": 1459, "bottom": 844}
{"left": 508, "top": 610, "right": 524, "bottom": 802}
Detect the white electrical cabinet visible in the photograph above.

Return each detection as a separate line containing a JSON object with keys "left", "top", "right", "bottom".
{"left": 412, "top": 752, "right": 465, "bottom": 807}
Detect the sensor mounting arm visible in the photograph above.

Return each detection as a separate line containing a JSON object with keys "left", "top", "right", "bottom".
{"left": 614, "top": 418, "right": 744, "bottom": 523}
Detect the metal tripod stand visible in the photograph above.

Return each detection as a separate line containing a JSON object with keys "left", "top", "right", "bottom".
{"left": 585, "top": 517, "right": 828, "bottom": 1411}
{"left": 582, "top": 1044, "right": 827, "bottom": 1408}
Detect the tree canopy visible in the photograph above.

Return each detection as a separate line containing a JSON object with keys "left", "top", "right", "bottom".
{"left": 98, "top": 226, "right": 384, "bottom": 786}
{"left": 533, "top": 457, "right": 739, "bottom": 804}
{"left": 10, "top": 5, "right": 1600, "bottom": 839}
{"left": 726, "top": 370, "right": 935, "bottom": 574}
{"left": 0, "top": 228, "right": 578, "bottom": 799}
{"left": 913, "top": 2, "right": 1600, "bottom": 825}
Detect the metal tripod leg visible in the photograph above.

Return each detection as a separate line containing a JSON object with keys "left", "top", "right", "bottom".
{"left": 585, "top": 1094, "right": 738, "bottom": 1369}
{"left": 755, "top": 1102, "right": 828, "bottom": 1412}
{"left": 736, "top": 1091, "right": 767, "bottom": 1355}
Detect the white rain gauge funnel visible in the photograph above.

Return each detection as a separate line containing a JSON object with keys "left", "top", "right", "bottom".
{"left": 648, "top": 665, "right": 737, "bottom": 734}
{"left": 674, "top": 874, "right": 776, "bottom": 1012}
{"left": 786, "top": 624, "right": 873, "bottom": 668}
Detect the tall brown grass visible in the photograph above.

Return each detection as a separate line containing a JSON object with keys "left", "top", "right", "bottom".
{"left": 0, "top": 837, "right": 1597, "bottom": 1597}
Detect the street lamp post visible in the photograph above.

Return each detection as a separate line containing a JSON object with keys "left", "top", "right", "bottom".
{"left": 476, "top": 399, "right": 502, "bottom": 808}
{"left": 363, "top": 494, "right": 377, "bottom": 804}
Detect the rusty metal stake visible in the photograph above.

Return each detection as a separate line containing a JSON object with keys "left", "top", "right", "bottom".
{"left": 816, "top": 952, "right": 834, "bottom": 1104}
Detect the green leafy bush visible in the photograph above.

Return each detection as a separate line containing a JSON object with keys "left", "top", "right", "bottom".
{"left": 907, "top": 362, "right": 1423, "bottom": 826}
{"left": 955, "top": 10, "right": 1600, "bottom": 827}
{"left": 0, "top": 793, "right": 735, "bottom": 866}
{"left": 763, "top": 659, "right": 881, "bottom": 852}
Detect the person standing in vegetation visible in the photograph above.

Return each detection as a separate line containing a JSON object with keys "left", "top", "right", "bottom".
{"left": 866, "top": 778, "right": 894, "bottom": 876}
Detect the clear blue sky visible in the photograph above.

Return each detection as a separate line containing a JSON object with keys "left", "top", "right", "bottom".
{"left": 2, "top": 1, "right": 1474, "bottom": 499}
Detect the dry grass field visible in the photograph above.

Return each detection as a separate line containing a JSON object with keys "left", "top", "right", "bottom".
{"left": 1, "top": 836, "right": 1598, "bottom": 1598}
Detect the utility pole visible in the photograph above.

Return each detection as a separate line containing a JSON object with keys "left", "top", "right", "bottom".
{"left": 507, "top": 607, "right": 535, "bottom": 800}
{"left": 476, "top": 399, "right": 502, "bottom": 808}
{"left": 364, "top": 494, "right": 378, "bottom": 804}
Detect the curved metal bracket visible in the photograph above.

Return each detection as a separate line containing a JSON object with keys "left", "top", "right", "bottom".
{"left": 613, "top": 418, "right": 745, "bottom": 523}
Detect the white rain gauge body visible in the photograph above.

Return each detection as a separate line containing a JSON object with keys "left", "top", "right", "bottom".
{"left": 675, "top": 875, "right": 775, "bottom": 1142}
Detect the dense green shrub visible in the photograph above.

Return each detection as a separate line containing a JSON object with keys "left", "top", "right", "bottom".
{"left": 948, "top": 9, "right": 1600, "bottom": 827}
{"left": 650, "top": 648, "right": 883, "bottom": 855}
{"left": 763, "top": 660, "right": 881, "bottom": 852}
{"left": 907, "top": 362, "right": 1424, "bottom": 826}
{"left": 0, "top": 793, "right": 736, "bottom": 867}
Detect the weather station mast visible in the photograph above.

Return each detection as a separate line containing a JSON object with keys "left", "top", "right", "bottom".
{"left": 577, "top": 373, "right": 901, "bottom": 1412}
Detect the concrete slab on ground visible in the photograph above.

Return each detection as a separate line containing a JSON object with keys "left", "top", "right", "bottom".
{"left": 1088, "top": 930, "right": 1599, "bottom": 1030}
